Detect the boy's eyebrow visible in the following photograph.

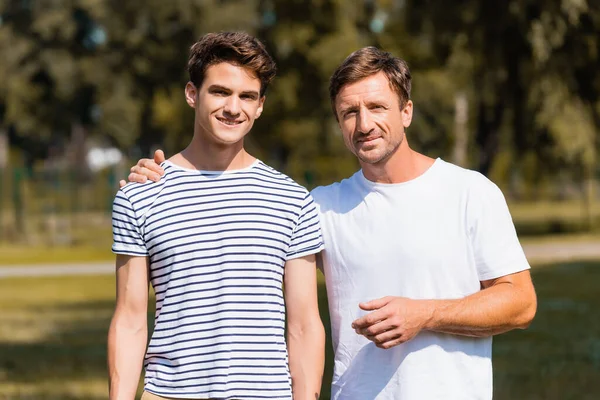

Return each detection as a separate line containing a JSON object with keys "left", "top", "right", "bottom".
{"left": 207, "top": 84, "right": 232, "bottom": 92}
{"left": 207, "top": 85, "right": 259, "bottom": 98}
{"left": 240, "top": 90, "right": 260, "bottom": 98}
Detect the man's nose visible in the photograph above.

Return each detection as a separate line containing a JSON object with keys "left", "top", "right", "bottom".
{"left": 356, "top": 109, "right": 375, "bottom": 135}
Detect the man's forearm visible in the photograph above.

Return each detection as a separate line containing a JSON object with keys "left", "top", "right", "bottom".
{"left": 424, "top": 280, "right": 537, "bottom": 337}
{"left": 287, "top": 321, "right": 325, "bottom": 400}
{"left": 108, "top": 312, "right": 148, "bottom": 400}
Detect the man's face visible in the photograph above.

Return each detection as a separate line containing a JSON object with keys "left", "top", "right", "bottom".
{"left": 186, "top": 62, "right": 265, "bottom": 146}
{"left": 335, "top": 72, "right": 413, "bottom": 165}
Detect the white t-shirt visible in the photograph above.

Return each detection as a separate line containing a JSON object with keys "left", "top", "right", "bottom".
{"left": 311, "top": 158, "right": 530, "bottom": 400}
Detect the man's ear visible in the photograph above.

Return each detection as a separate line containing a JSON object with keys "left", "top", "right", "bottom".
{"left": 255, "top": 96, "right": 266, "bottom": 119}
{"left": 185, "top": 82, "right": 197, "bottom": 108}
{"left": 402, "top": 100, "right": 413, "bottom": 128}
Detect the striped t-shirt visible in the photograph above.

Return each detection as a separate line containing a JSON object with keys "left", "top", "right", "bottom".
{"left": 111, "top": 159, "right": 324, "bottom": 399}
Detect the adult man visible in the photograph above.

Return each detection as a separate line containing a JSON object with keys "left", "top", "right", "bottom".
{"left": 127, "top": 46, "right": 537, "bottom": 399}
{"left": 108, "top": 32, "right": 325, "bottom": 400}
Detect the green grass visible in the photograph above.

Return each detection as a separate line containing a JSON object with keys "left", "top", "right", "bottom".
{"left": 508, "top": 200, "right": 600, "bottom": 236}
{"left": 1, "top": 263, "right": 599, "bottom": 399}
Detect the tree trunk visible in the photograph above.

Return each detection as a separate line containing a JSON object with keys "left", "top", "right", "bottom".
{"left": 452, "top": 91, "right": 469, "bottom": 167}
{"left": 475, "top": 99, "right": 504, "bottom": 176}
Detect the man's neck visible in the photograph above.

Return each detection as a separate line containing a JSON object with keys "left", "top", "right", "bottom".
{"left": 361, "top": 141, "right": 435, "bottom": 184}
{"left": 171, "top": 136, "right": 255, "bottom": 172}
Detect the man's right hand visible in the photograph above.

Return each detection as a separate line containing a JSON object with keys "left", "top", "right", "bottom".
{"left": 119, "top": 149, "right": 167, "bottom": 188}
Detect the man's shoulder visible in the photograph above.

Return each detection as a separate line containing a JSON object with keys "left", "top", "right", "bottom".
{"left": 436, "top": 159, "right": 499, "bottom": 193}
{"left": 310, "top": 172, "right": 361, "bottom": 208}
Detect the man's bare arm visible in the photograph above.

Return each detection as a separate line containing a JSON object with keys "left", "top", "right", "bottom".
{"left": 108, "top": 255, "right": 150, "bottom": 400}
{"left": 353, "top": 270, "right": 536, "bottom": 349}
{"left": 425, "top": 269, "right": 537, "bottom": 336}
{"left": 284, "top": 254, "right": 325, "bottom": 400}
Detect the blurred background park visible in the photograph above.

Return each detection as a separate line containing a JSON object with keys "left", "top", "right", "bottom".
{"left": 0, "top": 0, "right": 599, "bottom": 399}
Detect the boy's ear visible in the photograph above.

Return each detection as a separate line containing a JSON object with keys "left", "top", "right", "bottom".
{"left": 185, "top": 82, "right": 197, "bottom": 108}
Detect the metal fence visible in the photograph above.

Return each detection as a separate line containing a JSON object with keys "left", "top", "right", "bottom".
{"left": 0, "top": 166, "right": 119, "bottom": 245}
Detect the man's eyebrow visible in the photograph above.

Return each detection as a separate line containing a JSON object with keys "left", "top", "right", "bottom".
{"left": 340, "top": 105, "right": 359, "bottom": 113}
{"left": 365, "top": 99, "right": 388, "bottom": 107}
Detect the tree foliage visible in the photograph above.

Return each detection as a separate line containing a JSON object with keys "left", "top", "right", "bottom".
{"left": 0, "top": 0, "right": 598, "bottom": 196}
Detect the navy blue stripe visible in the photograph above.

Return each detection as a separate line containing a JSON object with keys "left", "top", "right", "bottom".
{"left": 112, "top": 239, "right": 145, "bottom": 248}
{"left": 147, "top": 218, "right": 293, "bottom": 246}
{"left": 152, "top": 316, "right": 284, "bottom": 333}
{"left": 154, "top": 275, "right": 284, "bottom": 296}
{"left": 146, "top": 363, "right": 286, "bottom": 377}
{"left": 112, "top": 224, "right": 139, "bottom": 234}
{"left": 154, "top": 270, "right": 283, "bottom": 291}
{"left": 290, "top": 234, "right": 323, "bottom": 250}
{"left": 150, "top": 324, "right": 285, "bottom": 343}
{"left": 112, "top": 248, "right": 147, "bottom": 256}
{"left": 145, "top": 203, "right": 298, "bottom": 231}
{"left": 291, "top": 219, "right": 321, "bottom": 237}
{"left": 157, "top": 292, "right": 284, "bottom": 312}
{"left": 163, "top": 163, "right": 299, "bottom": 187}
{"left": 154, "top": 177, "right": 305, "bottom": 196}
{"left": 150, "top": 372, "right": 288, "bottom": 384}
{"left": 287, "top": 242, "right": 323, "bottom": 258}
{"left": 157, "top": 299, "right": 283, "bottom": 317}
{"left": 156, "top": 308, "right": 284, "bottom": 325}
{"left": 157, "top": 286, "right": 283, "bottom": 310}
{"left": 113, "top": 201, "right": 135, "bottom": 214}
{"left": 130, "top": 185, "right": 303, "bottom": 205}
{"left": 147, "top": 387, "right": 290, "bottom": 399}
{"left": 145, "top": 195, "right": 301, "bottom": 219}
{"left": 112, "top": 233, "right": 141, "bottom": 242}
{"left": 147, "top": 340, "right": 286, "bottom": 359}
{"left": 148, "top": 211, "right": 293, "bottom": 235}
{"left": 150, "top": 347, "right": 287, "bottom": 362}
{"left": 150, "top": 257, "right": 283, "bottom": 280}
{"left": 149, "top": 379, "right": 290, "bottom": 389}
{"left": 148, "top": 332, "right": 283, "bottom": 349}
{"left": 152, "top": 244, "right": 286, "bottom": 266}
{"left": 147, "top": 226, "right": 289, "bottom": 254}
{"left": 112, "top": 209, "right": 135, "bottom": 220}
{"left": 151, "top": 373, "right": 288, "bottom": 385}
{"left": 121, "top": 180, "right": 164, "bottom": 197}
{"left": 150, "top": 234, "right": 289, "bottom": 259}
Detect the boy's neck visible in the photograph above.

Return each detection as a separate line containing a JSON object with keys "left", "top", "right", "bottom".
{"left": 170, "top": 137, "right": 256, "bottom": 172}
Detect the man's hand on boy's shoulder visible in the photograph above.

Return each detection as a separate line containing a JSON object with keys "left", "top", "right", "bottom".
{"left": 119, "top": 149, "right": 166, "bottom": 188}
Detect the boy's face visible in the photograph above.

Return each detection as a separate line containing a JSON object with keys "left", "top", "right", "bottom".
{"left": 186, "top": 62, "right": 265, "bottom": 146}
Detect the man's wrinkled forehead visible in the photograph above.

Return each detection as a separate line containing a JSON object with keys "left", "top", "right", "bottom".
{"left": 336, "top": 72, "right": 393, "bottom": 104}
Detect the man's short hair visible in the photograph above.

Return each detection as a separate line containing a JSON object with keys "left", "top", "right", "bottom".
{"left": 188, "top": 32, "right": 276, "bottom": 97}
{"left": 329, "top": 46, "right": 412, "bottom": 119}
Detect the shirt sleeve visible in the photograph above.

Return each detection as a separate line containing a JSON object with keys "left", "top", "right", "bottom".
{"left": 468, "top": 176, "right": 530, "bottom": 281}
{"left": 286, "top": 191, "right": 324, "bottom": 260}
{"left": 111, "top": 189, "right": 148, "bottom": 257}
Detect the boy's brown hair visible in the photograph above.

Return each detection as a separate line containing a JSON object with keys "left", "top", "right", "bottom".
{"left": 188, "top": 32, "right": 276, "bottom": 96}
